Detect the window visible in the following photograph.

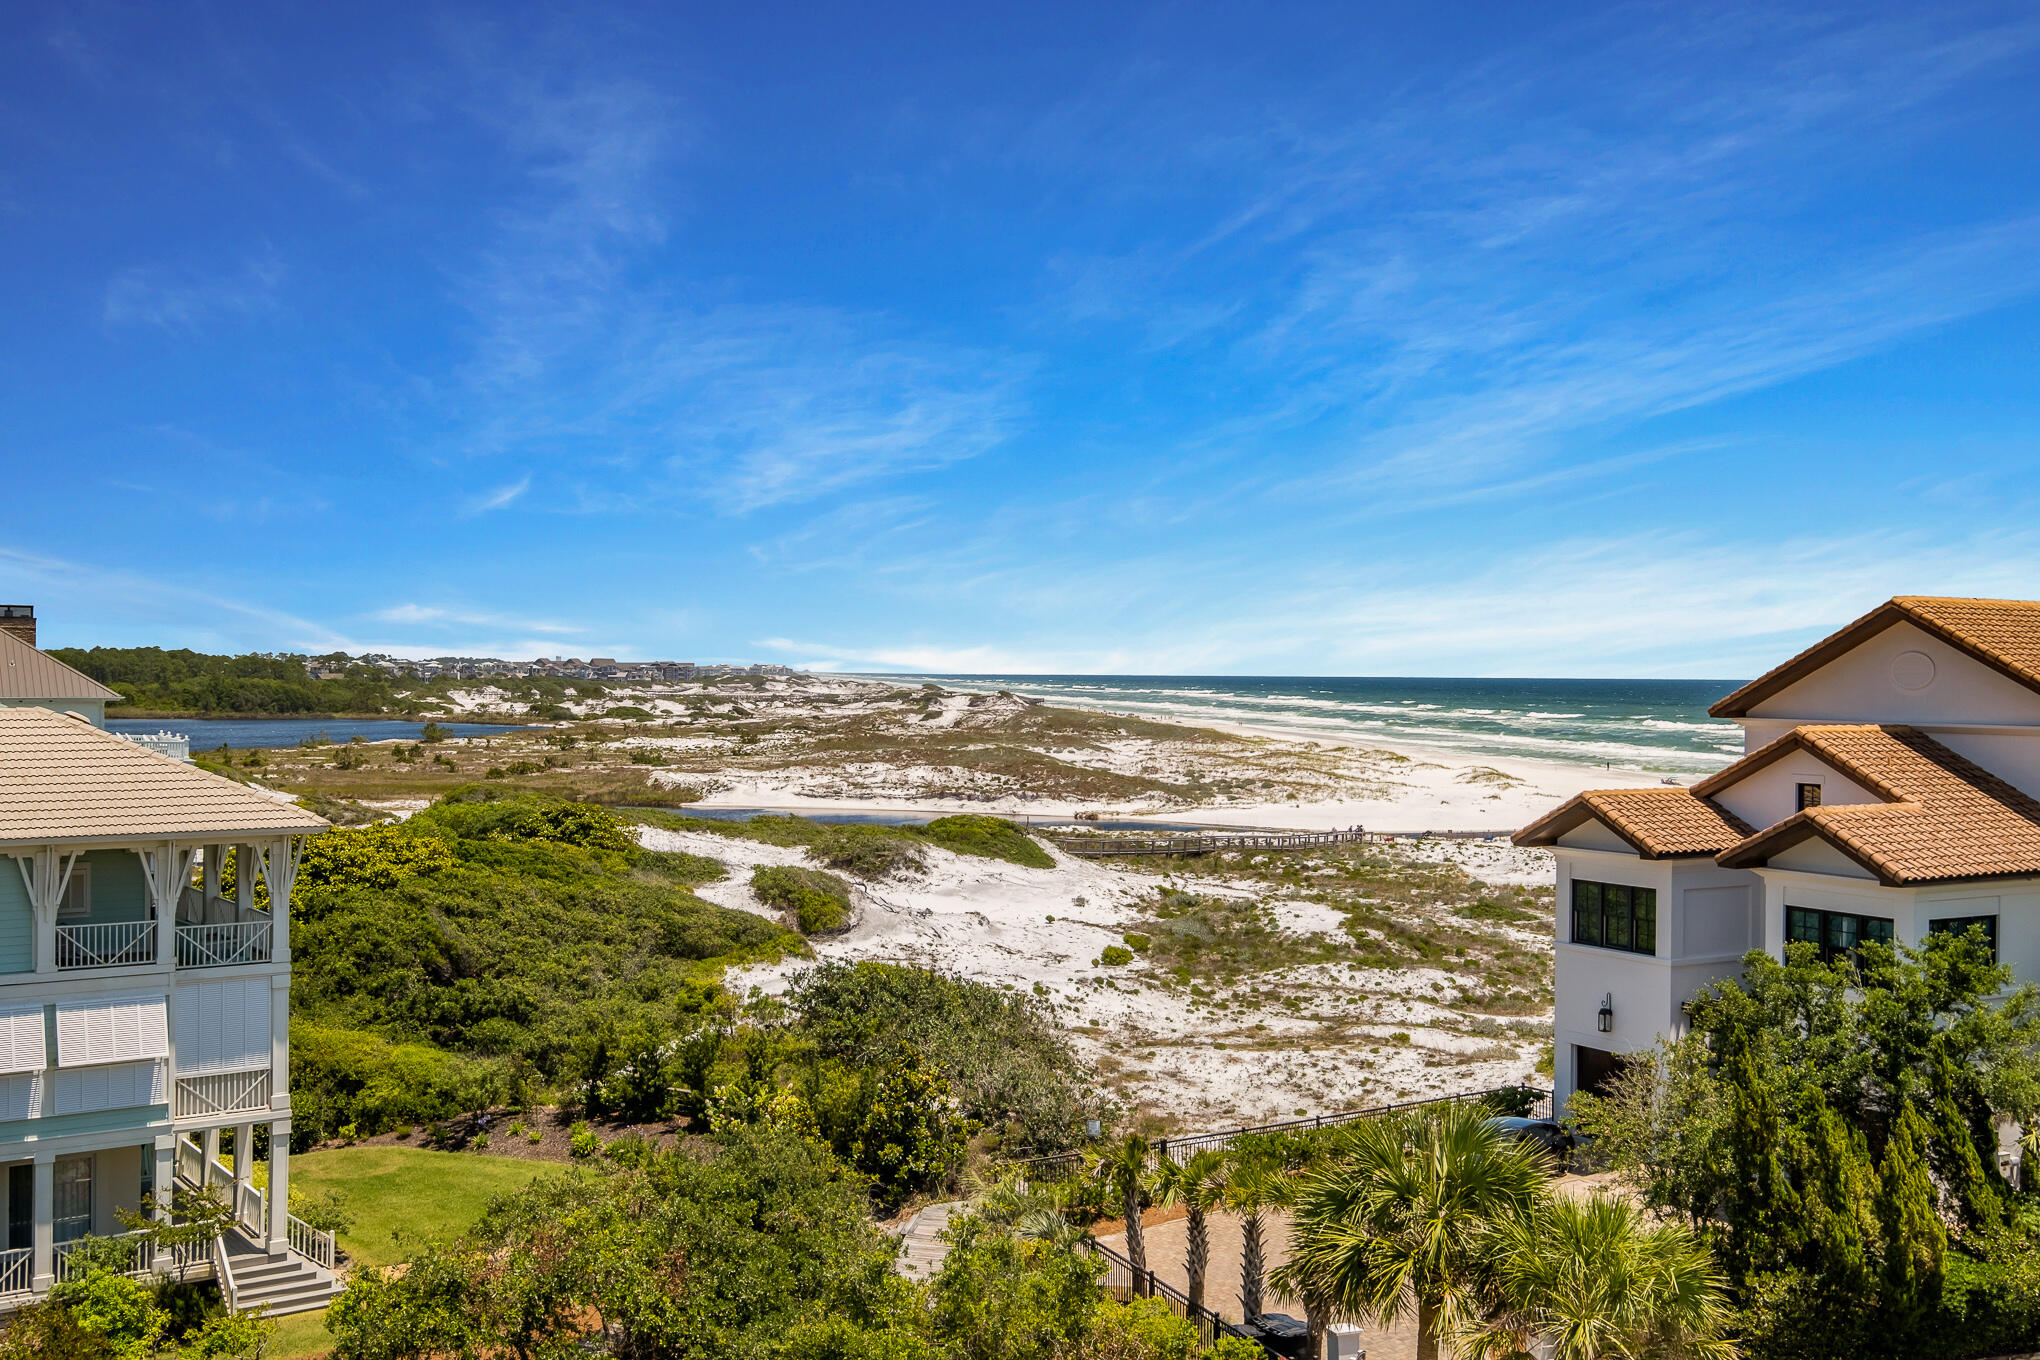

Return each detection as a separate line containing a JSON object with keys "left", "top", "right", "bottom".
{"left": 1571, "top": 880, "right": 1657, "bottom": 955}
{"left": 57, "top": 865, "right": 90, "bottom": 921}
{"left": 1929, "top": 914, "right": 1999, "bottom": 962}
{"left": 1796, "top": 783, "right": 1823, "bottom": 810}
{"left": 53, "top": 1156, "right": 92, "bottom": 1245}
{"left": 1786, "top": 906, "right": 1893, "bottom": 964}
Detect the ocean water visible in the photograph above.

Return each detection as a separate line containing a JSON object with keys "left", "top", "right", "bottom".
{"left": 894, "top": 675, "right": 1748, "bottom": 774}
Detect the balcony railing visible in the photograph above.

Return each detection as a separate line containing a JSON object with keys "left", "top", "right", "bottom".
{"left": 175, "top": 921, "right": 271, "bottom": 969}
{"left": 0, "top": 1247, "right": 28, "bottom": 1297}
{"left": 54, "top": 921, "right": 154, "bottom": 970}
{"left": 175, "top": 1068, "right": 272, "bottom": 1119}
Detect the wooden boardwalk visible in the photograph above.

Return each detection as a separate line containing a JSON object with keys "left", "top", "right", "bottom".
{"left": 1046, "top": 827, "right": 1507, "bottom": 857}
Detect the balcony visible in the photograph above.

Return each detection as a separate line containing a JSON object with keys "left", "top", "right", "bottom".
{"left": 54, "top": 921, "right": 154, "bottom": 970}
{"left": 175, "top": 921, "right": 272, "bottom": 969}
{"left": 174, "top": 1067, "right": 272, "bottom": 1118}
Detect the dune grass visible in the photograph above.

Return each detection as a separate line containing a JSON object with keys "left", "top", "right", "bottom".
{"left": 289, "top": 1145, "right": 565, "bottom": 1269}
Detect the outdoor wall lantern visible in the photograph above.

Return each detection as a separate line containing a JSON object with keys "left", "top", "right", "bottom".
{"left": 1598, "top": 994, "right": 1614, "bottom": 1033}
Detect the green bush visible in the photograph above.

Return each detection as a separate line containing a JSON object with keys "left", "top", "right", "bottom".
{"left": 289, "top": 1023, "right": 503, "bottom": 1148}
{"left": 1099, "top": 946, "right": 1134, "bottom": 967}
{"left": 809, "top": 825, "right": 926, "bottom": 880}
{"left": 569, "top": 1122, "right": 601, "bottom": 1159}
{"left": 603, "top": 706, "right": 655, "bottom": 720}
{"left": 1121, "top": 933, "right": 1151, "bottom": 953}
{"left": 921, "top": 815, "right": 1054, "bottom": 868}
{"left": 629, "top": 749, "right": 668, "bottom": 765}
{"left": 752, "top": 865, "right": 853, "bottom": 933}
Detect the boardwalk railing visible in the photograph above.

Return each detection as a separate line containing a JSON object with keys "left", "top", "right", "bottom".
{"left": 1005, "top": 1085, "right": 1552, "bottom": 1180}
{"left": 1091, "top": 1238, "right": 1279, "bottom": 1358}
{"left": 1048, "top": 829, "right": 1369, "bottom": 858}
{"left": 1048, "top": 827, "right": 1512, "bottom": 858}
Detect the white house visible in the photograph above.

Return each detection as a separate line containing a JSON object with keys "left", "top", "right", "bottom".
{"left": 1517, "top": 596, "right": 2040, "bottom": 1110}
{"left": 0, "top": 681, "right": 337, "bottom": 1313}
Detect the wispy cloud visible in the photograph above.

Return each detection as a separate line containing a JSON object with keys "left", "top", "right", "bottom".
{"left": 102, "top": 251, "right": 285, "bottom": 332}
{"left": 464, "top": 476, "right": 531, "bottom": 514}
{"left": 431, "top": 47, "right": 1024, "bottom": 515}
{"left": 371, "top": 602, "right": 579, "bottom": 635}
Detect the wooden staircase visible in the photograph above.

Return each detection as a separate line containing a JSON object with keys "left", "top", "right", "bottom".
{"left": 219, "top": 1231, "right": 341, "bottom": 1317}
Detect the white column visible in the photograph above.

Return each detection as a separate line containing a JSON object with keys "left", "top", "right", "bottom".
{"left": 232, "top": 1123, "right": 255, "bottom": 1234}
{"left": 203, "top": 846, "right": 222, "bottom": 905}
{"left": 270, "top": 973, "right": 291, "bottom": 1112}
{"left": 150, "top": 1137, "right": 175, "bottom": 1274}
{"left": 265, "top": 1121, "right": 291, "bottom": 1255}
{"left": 256, "top": 839, "right": 300, "bottom": 961}
{"left": 235, "top": 846, "right": 256, "bottom": 919}
{"left": 137, "top": 842, "right": 196, "bottom": 967}
{"left": 18, "top": 849, "right": 78, "bottom": 977}
{"left": 202, "top": 1128, "right": 221, "bottom": 1186}
{"left": 30, "top": 1154, "right": 53, "bottom": 1291}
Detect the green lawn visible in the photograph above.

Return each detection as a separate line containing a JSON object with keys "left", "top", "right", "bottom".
{"left": 290, "top": 1145, "right": 565, "bottom": 1269}
{"left": 266, "top": 1308, "right": 336, "bottom": 1360}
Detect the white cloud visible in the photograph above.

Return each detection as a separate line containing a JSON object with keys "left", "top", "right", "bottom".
{"left": 102, "top": 251, "right": 285, "bottom": 331}
{"left": 464, "top": 476, "right": 532, "bottom": 514}
{"left": 371, "top": 602, "right": 578, "bottom": 635}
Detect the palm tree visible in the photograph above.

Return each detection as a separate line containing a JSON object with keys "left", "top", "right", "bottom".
{"left": 1218, "top": 1141, "right": 1285, "bottom": 1320}
{"left": 969, "top": 1174, "right": 1090, "bottom": 1250}
{"left": 1092, "top": 1132, "right": 1152, "bottom": 1295}
{"left": 1481, "top": 1193, "right": 1736, "bottom": 1360}
{"left": 1265, "top": 1133, "right": 1339, "bottom": 1359}
{"left": 1278, "top": 1103, "right": 1549, "bottom": 1360}
{"left": 1154, "top": 1148, "right": 1228, "bottom": 1313}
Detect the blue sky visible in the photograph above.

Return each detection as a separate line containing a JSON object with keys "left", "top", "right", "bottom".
{"left": 4, "top": 2, "right": 2039, "bottom": 676}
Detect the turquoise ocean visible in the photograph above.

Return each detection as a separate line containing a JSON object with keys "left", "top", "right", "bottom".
{"left": 895, "top": 675, "right": 1749, "bottom": 776}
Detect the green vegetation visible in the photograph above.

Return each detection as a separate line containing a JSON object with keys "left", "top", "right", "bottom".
{"left": 1099, "top": 946, "right": 1135, "bottom": 967}
{"left": 287, "top": 791, "right": 799, "bottom": 1145}
{"left": 638, "top": 810, "right": 1055, "bottom": 875}
{"left": 753, "top": 863, "right": 855, "bottom": 933}
{"left": 323, "top": 1126, "right": 1257, "bottom": 1360}
{"left": 290, "top": 1145, "right": 562, "bottom": 1269}
{"left": 50, "top": 646, "right": 401, "bottom": 716}
{"left": 1573, "top": 931, "right": 2040, "bottom": 1359}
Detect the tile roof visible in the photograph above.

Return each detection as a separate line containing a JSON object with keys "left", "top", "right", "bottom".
{"left": 1712, "top": 596, "right": 2040, "bottom": 718}
{"left": 1513, "top": 787, "right": 1755, "bottom": 858}
{"left": 1715, "top": 724, "right": 2040, "bottom": 885}
{"left": 0, "top": 707, "right": 326, "bottom": 847}
{"left": 0, "top": 632, "right": 120, "bottom": 702}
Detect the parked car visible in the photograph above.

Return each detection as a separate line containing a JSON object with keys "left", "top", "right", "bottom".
{"left": 1244, "top": 1312, "right": 1311, "bottom": 1359}
{"left": 1487, "top": 1115, "right": 1573, "bottom": 1168}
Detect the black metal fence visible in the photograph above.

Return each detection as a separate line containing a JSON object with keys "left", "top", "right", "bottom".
{"left": 1089, "top": 1237, "right": 1281, "bottom": 1358}
{"left": 1005, "top": 1084, "right": 1554, "bottom": 1181}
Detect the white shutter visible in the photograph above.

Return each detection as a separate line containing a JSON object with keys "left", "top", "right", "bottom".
{"left": 0, "top": 1006, "right": 46, "bottom": 1074}
{"left": 48, "top": 1060, "right": 161, "bottom": 1115}
{"left": 55, "top": 995, "right": 169, "bottom": 1068}
{"left": 174, "top": 979, "right": 270, "bottom": 1075}
{"left": 0, "top": 1073, "right": 41, "bottom": 1121}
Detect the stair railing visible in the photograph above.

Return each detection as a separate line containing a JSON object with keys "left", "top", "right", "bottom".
{"left": 212, "top": 1233, "right": 239, "bottom": 1313}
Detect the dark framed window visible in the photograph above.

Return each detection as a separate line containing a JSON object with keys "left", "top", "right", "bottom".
{"left": 1929, "top": 914, "right": 1999, "bottom": 962}
{"left": 1572, "top": 880, "right": 1656, "bottom": 955}
{"left": 1785, "top": 906, "right": 1893, "bottom": 964}
{"left": 1796, "top": 783, "right": 1823, "bottom": 810}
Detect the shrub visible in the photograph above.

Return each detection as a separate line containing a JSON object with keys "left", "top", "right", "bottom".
{"left": 921, "top": 815, "right": 1054, "bottom": 869}
{"left": 753, "top": 865, "right": 853, "bottom": 933}
{"left": 629, "top": 749, "right": 668, "bottom": 765}
{"left": 1099, "top": 946, "right": 1134, "bottom": 967}
{"left": 569, "top": 1122, "right": 600, "bottom": 1159}
{"left": 420, "top": 721, "right": 449, "bottom": 743}
{"left": 809, "top": 826, "right": 926, "bottom": 880}
{"left": 1121, "top": 933, "right": 1151, "bottom": 953}
{"left": 603, "top": 706, "right": 655, "bottom": 720}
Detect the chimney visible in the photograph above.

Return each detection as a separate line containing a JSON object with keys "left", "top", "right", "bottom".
{"left": 0, "top": 606, "right": 33, "bottom": 648}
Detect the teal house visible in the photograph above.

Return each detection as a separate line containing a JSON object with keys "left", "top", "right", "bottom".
{"left": 0, "top": 621, "right": 337, "bottom": 1315}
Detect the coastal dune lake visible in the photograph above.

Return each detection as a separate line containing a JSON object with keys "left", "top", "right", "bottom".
{"left": 106, "top": 717, "right": 527, "bottom": 750}
{"left": 896, "top": 675, "right": 1746, "bottom": 774}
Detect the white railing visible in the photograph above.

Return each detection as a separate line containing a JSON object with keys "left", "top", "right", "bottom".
{"left": 213, "top": 1234, "right": 238, "bottom": 1313}
{"left": 175, "top": 1069, "right": 272, "bottom": 1118}
{"left": 289, "top": 1215, "right": 336, "bottom": 1270}
{"left": 176, "top": 1136, "right": 203, "bottom": 1187}
{"left": 237, "top": 1182, "right": 265, "bottom": 1239}
{"left": 0, "top": 1247, "right": 29, "bottom": 1296}
{"left": 169, "top": 1236, "right": 213, "bottom": 1281}
{"left": 54, "top": 1231, "right": 151, "bottom": 1282}
{"left": 55, "top": 920, "right": 155, "bottom": 969}
{"left": 176, "top": 921, "right": 271, "bottom": 968}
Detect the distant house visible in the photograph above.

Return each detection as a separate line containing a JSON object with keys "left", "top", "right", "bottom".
{"left": 0, "top": 609, "right": 120, "bottom": 726}
{"left": 1518, "top": 597, "right": 2040, "bottom": 1110}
